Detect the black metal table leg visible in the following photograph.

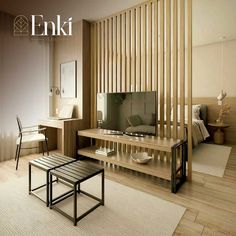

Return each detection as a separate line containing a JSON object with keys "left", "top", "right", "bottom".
{"left": 102, "top": 170, "right": 104, "bottom": 205}
{"left": 49, "top": 173, "right": 53, "bottom": 209}
{"left": 74, "top": 184, "right": 77, "bottom": 226}
{"left": 46, "top": 171, "right": 49, "bottom": 207}
{"left": 29, "top": 163, "right": 31, "bottom": 195}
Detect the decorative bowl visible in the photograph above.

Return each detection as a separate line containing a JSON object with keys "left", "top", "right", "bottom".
{"left": 131, "top": 152, "right": 153, "bottom": 164}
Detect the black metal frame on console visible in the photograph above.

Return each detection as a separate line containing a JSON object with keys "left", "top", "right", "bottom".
{"left": 171, "top": 140, "right": 187, "bottom": 193}
{"left": 29, "top": 155, "right": 76, "bottom": 206}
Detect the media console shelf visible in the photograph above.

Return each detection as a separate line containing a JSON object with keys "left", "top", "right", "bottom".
{"left": 77, "top": 129, "right": 187, "bottom": 193}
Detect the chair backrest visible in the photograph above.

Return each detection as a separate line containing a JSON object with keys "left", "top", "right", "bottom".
{"left": 16, "top": 116, "right": 22, "bottom": 132}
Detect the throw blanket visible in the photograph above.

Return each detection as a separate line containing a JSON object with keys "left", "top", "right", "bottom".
{"left": 192, "top": 120, "right": 210, "bottom": 147}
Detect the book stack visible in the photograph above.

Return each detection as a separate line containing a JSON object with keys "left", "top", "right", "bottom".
{"left": 95, "top": 147, "right": 115, "bottom": 156}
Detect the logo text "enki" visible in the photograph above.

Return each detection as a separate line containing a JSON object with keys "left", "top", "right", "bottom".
{"left": 32, "top": 15, "right": 72, "bottom": 36}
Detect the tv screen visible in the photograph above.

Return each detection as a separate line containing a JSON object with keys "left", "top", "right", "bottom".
{"left": 97, "top": 91, "right": 156, "bottom": 136}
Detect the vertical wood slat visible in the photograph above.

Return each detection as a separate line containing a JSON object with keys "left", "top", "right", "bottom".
{"left": 180, "top": 0, "right": 185, "bottom": 139}
{"left": 126, "top": 11, "right": 131, "bottom": 92}
{"left": 152, "top": 2, "right": 157, "bottom": 92}
{"left": 172, "top": 0, "right": 178, "bottom": 139}
{"left": 166, "top": 0, "right": 171, "bottom": 139}
{"left": 141, "top": 4, "right": 146, "bottom": 91}
{"left": 122, "top": 13, "right": 126, "bottom": 92}
{"left": 105, "top": 20, "right": 109, "bottom": 92}
{"left": 101, "top": 21, "right": 105, "bottom": 93}
{"left": 135, "top": 7, "right": 140, "bottom": 92}
{"left": 109, "top": 18, "right": 113, "bottom": 92}
{"left": 147, "top": 2, "right": 152, "bottom": 91}
{"left": 188, "top": 0, "right": 193, "bottom": 180}
{"left": 90, "top": 23, "right": 95, "bottom": 127}
{"left": 113, "top": 16, "right": 117, "bottom": 92}
{"left": 97, "top": 22, "right": 101, "bottom": 93}
{"left": 159, "top": 0, "right": 165, "bottom": 138}
{"left": 117, "top": 15, "right": 121, "bottom": 92}
{"left": 154, "top": 1, "right": 159, "bottom": 133}
{"left": 131, "top": 8, "right": 136, "bottom": 92}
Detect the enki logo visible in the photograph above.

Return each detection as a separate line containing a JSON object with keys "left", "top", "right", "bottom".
{"left": 14, "top": 15, "right": 72, "bottom": 36}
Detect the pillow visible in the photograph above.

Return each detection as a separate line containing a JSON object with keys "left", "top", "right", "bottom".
{"left": 192, "top": 105, "right": 201, "bottom": 120}
{"left": 127, "top": 115, "right": 143, "bottom": 127}
{"left": 175, "top": 104, "right": 201, "bottom": 122}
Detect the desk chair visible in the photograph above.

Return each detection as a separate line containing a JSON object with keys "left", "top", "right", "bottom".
{"left": 15, "top": 116, "right": 49, "bottom": 170}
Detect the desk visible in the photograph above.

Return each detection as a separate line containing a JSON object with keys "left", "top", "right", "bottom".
{"left": 39, "top": 118, "right": 80, "bottom": 157}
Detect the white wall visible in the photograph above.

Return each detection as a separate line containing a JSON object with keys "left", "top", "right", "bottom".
{"left": 0, "top": 12, "right": 52, "bottom": 161}
{"left": 193, "top": 39, "right": 236, "bottom": 97}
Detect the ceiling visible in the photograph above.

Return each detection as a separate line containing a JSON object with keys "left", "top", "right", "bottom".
{"left": 0, "top": 0, "right": 236, "bottom": 46}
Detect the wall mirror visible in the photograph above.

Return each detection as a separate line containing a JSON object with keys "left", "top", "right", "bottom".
{"left": 60, "top": 60, "right": 77, "bottom": 98}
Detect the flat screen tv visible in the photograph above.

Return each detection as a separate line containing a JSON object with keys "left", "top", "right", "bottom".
{"left": 97, "top": 91, "right": 156, "bottom": 136}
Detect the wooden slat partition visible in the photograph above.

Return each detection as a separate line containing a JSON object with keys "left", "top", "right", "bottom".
{"left": 180, "top": 0, "right": 185, "bottom": 139}
{"left": 126, "top": 11, "right": 131, "bottom": 91}
{"left": 97, "top": 22, "right": 101, "bottom": 93}
{"left": 121, "top": 13, "right": 126, "bottom": 92}
{"left": 113, "top": 17, "right": 117, "bottom": 92}
{"left": 187, "top": 0, "right": 193, "bottom": 180}
{"left": 159, "top": 0, "right": 165, "bottom": 138}
{"left": 131, "top": 8, "right": 136, "bottom": 92}
{"left": 135, "top": 7, "right": 140, "bottom": 91}
{"left": 165, "top": 0, "right": 171, "bottom": 139}
{"left": 172, "top": 0, "right": 178, "bottom": 139}
{"left": 108, "top": 18, "right": 113, "bottom": 92}
{"left": 91, "top": 0, "right": 192, "bottom": 179}
{"left": 105, "top": 20, "right": 109, "bottom": 92}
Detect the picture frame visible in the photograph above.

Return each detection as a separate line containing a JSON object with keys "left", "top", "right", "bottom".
{"left": 60, "top": 60, "right": 77, "bottom": 98}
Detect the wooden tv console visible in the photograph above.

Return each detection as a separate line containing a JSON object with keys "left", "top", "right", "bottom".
{"left": 77, "top": 129, "right": 187, "bottom": 193}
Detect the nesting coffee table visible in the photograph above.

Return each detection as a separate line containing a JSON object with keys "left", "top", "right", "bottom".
{"left": 29, "top": 153, "right": 76, "bottom": 206}
{"left": 49, "top": 161, "right": 104, "bottom": 226}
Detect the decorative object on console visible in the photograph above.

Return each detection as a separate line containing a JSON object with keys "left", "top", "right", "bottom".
{"left": 131, "top": 152, "right": 153, "bottom": 164}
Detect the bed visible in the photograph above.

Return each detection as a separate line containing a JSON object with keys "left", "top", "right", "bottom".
{"left": 126, "top": 104, "right": 210, "bottom": 147}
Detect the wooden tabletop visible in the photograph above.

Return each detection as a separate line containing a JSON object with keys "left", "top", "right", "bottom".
{"left": 208, "top": 123, "right": 230, "bottom": 128}
{"left": 77, "top": 128, "right": 181, "bottom": 153}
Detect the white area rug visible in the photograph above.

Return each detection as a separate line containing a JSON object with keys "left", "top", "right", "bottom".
{"left": 0, "top": 173, "right": 185, "bottom": 236}
{"left": 192, "top": 143, "right": 232, "bottom": 177}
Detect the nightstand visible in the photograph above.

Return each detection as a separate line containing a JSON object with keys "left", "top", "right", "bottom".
{"left": 208, "top": 123, "right": 230, "bottom": 144}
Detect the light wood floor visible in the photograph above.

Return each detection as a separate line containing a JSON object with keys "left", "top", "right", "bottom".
{"left": 0, "top": 145, "right": 236, "bottom": 236}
